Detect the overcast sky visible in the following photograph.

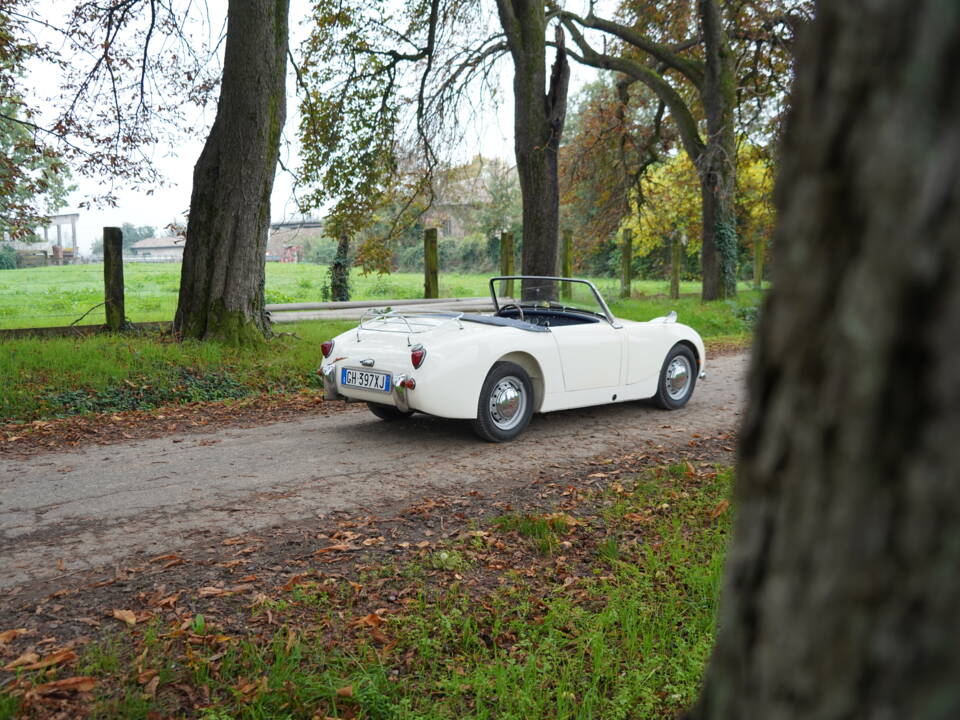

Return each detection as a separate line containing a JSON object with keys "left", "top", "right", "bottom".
{"left": 26, "top": 0, "right": 599, "bottom": 254}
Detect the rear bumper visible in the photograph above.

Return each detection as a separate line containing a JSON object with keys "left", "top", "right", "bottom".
{"left": 321, "top": 363, "right": 412, "bottom": 413}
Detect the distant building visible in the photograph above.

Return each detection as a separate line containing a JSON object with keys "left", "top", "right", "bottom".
{"left": 267, "top": 227, "right": 320, "bottom": 262}
{"left": 128, "top": 236, "right": 185, "bottom": 260}
{"left": 5, "top": 213, "right": 80, "bottom": 264}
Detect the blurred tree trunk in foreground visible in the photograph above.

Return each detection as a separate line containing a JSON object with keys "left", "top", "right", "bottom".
{"left": 688, "top": 1, "right": 960, "bottom": 717}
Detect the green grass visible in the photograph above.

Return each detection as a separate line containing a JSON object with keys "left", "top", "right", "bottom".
{"left": 1, "top": 464, "right": 733, "bottom": 719}
{"left": 0, "top": 320, "right": 355, "bottom": 421}
{"left": 0, "top": 262, "right": 761, "bottom": 329}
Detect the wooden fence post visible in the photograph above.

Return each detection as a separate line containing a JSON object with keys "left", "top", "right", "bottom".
{"left": 424, "top": 227, "right": 439, "bottom": 299}
{"left": 619, "top": 227, "right": 633, "bottom": 299}
{"left": 561, "top": 229, "right": 573, "bottom": 299}
{"left": 103, "top": 226, "right": 125, "bottom": 331}
{"left": 499, "top": 231, "right": 515, "bottom": 299}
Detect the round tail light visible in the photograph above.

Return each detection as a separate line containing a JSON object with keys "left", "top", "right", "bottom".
{"left": 411, "top": 345, "right": 427, "bottom": 369}
{"left": 321, "top": 340, "right": 335, "bottom": 358}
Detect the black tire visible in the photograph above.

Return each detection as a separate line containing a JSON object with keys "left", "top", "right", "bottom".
{"left": 471, "top": 361, "right": 535, "bottom": 442}
{"left": 367, "top": 402, "right": 412, "bottom": 421}
{"left": 652, "top": 344, "right": 698, "bottom": 410}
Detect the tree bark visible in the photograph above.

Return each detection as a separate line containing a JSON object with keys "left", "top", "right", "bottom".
{"left": 330, "top": 234, "right": 350, "bottom": 302}
{"left": 688, "top": 1, "right": 960, "bottom": 717}
{"left": 697, "top": 0, "right": 738, "bottom": 301}
{"left": 496, "top": 3, "right": 569, "bottom": 299}
{"left": 174, "top": 0, "right": 289, "bottom": 344}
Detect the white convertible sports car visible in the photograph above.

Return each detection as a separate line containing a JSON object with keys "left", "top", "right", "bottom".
{"left": 320, "top": 276, "right": 705, "bottom": 442}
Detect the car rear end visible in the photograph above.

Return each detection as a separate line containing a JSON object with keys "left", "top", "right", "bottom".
{"left": 319, "top": 312, "right": 490, "bottom": 418}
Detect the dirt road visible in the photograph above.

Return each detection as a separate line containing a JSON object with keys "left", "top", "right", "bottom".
{"left": 0, "top": 353, "right": 748, "bottom": 593}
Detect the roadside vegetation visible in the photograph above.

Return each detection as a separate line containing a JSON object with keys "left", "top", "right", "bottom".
{"left": 0, "top": 462, "right": 733, "bottom": 719}
{"left": 0, "top": 288, "right": 759, "bottom": 422}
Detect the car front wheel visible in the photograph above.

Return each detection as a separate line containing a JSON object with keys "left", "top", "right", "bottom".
{"left": 652, "top": 344, "right": 698, "bottom": 410}
{"left": 472, "top": 361, "right": 534, "bottom": 442}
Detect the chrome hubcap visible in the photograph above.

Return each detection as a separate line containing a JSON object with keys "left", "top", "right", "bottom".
{"left": 665, "top": 356, "right": 692, "bottom": 400}
{"left": 489, "top": 376, "right": 526, "bottom": 430}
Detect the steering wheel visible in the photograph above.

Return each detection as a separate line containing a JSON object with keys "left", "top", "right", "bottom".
{"left": 497, "top": 303, "right": 525, "bottom": 322}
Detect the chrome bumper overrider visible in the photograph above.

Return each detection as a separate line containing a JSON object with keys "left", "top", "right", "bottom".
{"left": 699, "top": 371, "right": 707, "bottom": 380}
{"left": 392, "top": 373, "right": 411, "bottom": 413}
{"left": 321, "top": 363, "right": 344, "bottom": 401}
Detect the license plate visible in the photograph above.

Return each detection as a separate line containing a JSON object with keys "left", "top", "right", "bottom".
{"left": 341, "top": 367, "right": 391, "bottom": 393}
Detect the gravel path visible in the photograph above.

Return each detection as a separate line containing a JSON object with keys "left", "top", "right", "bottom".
{"left": 0, "top": 352, "right": 748, "bottom": 592}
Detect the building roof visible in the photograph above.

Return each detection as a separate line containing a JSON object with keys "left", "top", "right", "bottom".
{"left": 130, "top": 237, "right": 184, "bottom": 250}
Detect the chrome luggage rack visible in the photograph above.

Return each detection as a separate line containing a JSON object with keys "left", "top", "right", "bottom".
{"left": 356, "top": 309, "right": 464, "bottom": 345}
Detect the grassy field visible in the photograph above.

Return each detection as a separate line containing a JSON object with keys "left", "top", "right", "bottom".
{"left": 0, "top": 462, "right": 733, "bottom": 719}
{"left": 0, "top": 262, "right": 759, "bottom": 329}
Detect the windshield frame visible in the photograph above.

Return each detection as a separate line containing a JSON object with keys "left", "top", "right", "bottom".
{"left": 488, "top": 276, "right": 622, "bottom": 328}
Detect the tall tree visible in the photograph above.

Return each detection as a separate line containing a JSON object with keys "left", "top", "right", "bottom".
{"left": 560, "top": 1, "right": 810, "bottom": 300}
{"left": 688, "top": 1, "right": 960, "bottom": 716}
{"left": 173, "top": 0, "right": 289, "bottom": 343}
{"left": 495, "top": 5, "right": 569, "bottom": 290}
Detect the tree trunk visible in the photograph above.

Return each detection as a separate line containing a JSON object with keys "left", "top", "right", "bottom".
{"left": 687, "top": 2, "right": 960, "bottom": 717}
{"left": 697, "top": 0, "right": 738, "bottom": 301}
{"left": 330, "top": 234, "right": 350, "bottom": 302}
{"left": 174, "top": 0, "right": 289, "bottom": 344}
{"left": 496, "top": 3, "right": 569, "bottom": 299}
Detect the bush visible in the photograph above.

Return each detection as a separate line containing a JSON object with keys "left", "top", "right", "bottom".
{"left": 0, "top": 245, "right": 16, "bottom": 271}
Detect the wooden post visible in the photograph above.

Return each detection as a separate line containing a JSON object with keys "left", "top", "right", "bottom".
{"left": 424, "top": 227, "right": 439, "bottom": 299}
{"left": 754, "top": 234, "right": 766, "bottom": 290}
{"left": 670, "top": 231, "right": 683, "bottom": 300}
{"left": 619, "top": 228, "right": 633, "bottom": 299}
{"left": 561, "top": 228, "right": 573, "bottom": 299}
{"left": 499, "top": 231, "right": 515, "bottom": 299}
{"left": 103, "top": 226, "right": 125, "bottom": 331}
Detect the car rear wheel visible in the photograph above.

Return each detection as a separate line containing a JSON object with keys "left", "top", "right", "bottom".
{"left": 367, "top": 402, "right": 412, "bottom": 421}
{"left": 652, "top": 344, "right": 698, "bottom": 410}
{"left": 472, "top": 361, "right": 534, "bottom": 442}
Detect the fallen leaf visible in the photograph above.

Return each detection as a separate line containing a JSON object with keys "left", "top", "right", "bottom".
{"left": 544, "top": 512, "right": 579, "bottom": 530}
{"left": 15, "top": 649, "right": 77, "bottom": 671}
{"left": 348, "top": 613, "right": 383, "bottom": 629}
{"left": 198, "top": 586, "right": 229, "bottom": 598}
{"left": 0, "top": 628, "right": 28, "bottom": 645}
{"left": 142, "top": 675, "right": 160, "bottom": 698}
{"left": 138, "top": 669, "right": 158, "bottom": 684}
{"left": 336, "top": 685, "right": 353, "bottom": 698}
{"left": 150, "top": 553, "right": 185, "bottom": 568}
{"left": 222, "top": 537, "right": 245, "bottom": 546}
{"left": 30, "top": 676, "right": 97, "bottom": 695}
{"left": 710, "top": 499, "right": 730, "bottom": 520}
{"left": 314, "top": 543, "right": 351, "bottom": 555}
{"left": 3, "top": 652, "right": 39, "bottom": 671}
{"left": 281, "top": 573, "right": 313, "bottom": 592}
{"left": 113, "top": 609, "right": 137, "bottom": 625}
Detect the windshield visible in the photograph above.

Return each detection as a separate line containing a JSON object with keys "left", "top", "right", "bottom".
{"left": 489, "top": 277, "right": 615, "bottom": 322}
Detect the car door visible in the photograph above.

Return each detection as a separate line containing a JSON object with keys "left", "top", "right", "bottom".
{"left": 551, "top": 322, "right": 625, "bottom": 391}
